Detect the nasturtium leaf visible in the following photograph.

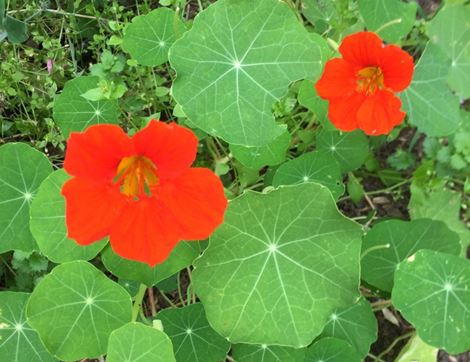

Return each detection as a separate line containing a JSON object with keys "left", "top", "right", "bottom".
{"left": 102, "top": 241, "right": 200, "bottom": 286}
{"left": 272, "top": 151, "right": 344, "bottom": 199}
{"left": 53, "top": 76, "right": 119, "bottom": 138}
{"left": 361, "top": 219, "right": 461, "bottom": 292}
{"left": 427, "top": 2, "right": 470, "bottom": 99}
{"left": 158, "top": 303, "right": 230, "bottom": 362}
{"left": 0, "top": 143, "right": 52, "bottom": 254}
{"left": 395, "top": 335, "right": 438, "bottom": 362}
{"left": 230, "top": 131, "right": 291, "bottom": 170}
{"left": 232, "top": 343, "right": 305, "bottom": 362}
{"left": 409, "top": 184, "right": 470, "bottom": 256}
{"left": 3, "top": 15, "right": 28, "bottom": 43}
{"left": 107, "top": 323, "right": 175, "bottom": 362}
{"left": 301, "top": 0, "right": 339, "bottom": 27}
{"left": 26, "top": 261, "right": 132, "bottom": 361}
{"left": 318, "top": 298, "right": 377, "bottom": 358}
{"left": 0, "top": 292, "right": 56, "bottom": 362}
{"left": 169, "top": 0, "right": 325, "bottom": 146}
{"left": 30, "top": 170, "right": 106, "bottom": 263}
{"left": 392, "top": 250, "right": 470, "bottom": 354}
{"left": 122, "top": 8, "right": 185, "bottom": 66}
{"left": 316, "top": 129, "right": 369, "bottom": 173}
{"left": 401, "top": 44, "right": 461, "bottom": 137}
{"left": 305, "top": 337, "right": 361, "bottom": 362}
{"left": 359, "top": 0, "right": 417, "bottom": 43}
{"left": 297, "top": 80, "right": 334, "bottom": 130}
{"left": 193, "top": 183, "right": 362, "bottom": 347}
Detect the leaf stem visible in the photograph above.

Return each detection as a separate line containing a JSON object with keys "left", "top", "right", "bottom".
{"left": 375, "top": 18, "right": 402, "bottom": 35}
{"left": 131, "top": 283, "right": 147, "bottom": 322}
{"left": 361, "top": 243, "right": 391, "bottom": 259}
{"left": 377, "top": 331, "right": 415, "bottom": 360}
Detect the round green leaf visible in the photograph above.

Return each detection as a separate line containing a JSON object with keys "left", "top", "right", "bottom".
{"left": 26, "top": 261, "right": 132, "bottom": 361}
{"left": 0, "top": 143, "right": 53, "bottom": 254}
{"left": 169, "top": 0, "right": 326, "bottom": 146}
{"left": 401, "top": 44, "right": 461, "bottom": 137}
{"left": 232, "top": 344, "right": 305, "bottom": 362}
{"left": 0, "top": 292, "right": 56, "bottom": 362}
{"left": 53, "top": 76, "right": 119, "bottom": 138}
{"left": 318, "top": 298, "right": 377, "bottom": 358}
{"left": 298, "top": 80, "right": 334, "bottom": 131}
{"left": 305, "top": 337, "right": 361, "bottom": 362}
{"left": 316, "top": 129, "right": 369, "bottom": 173}
{"left": 29, "top": 169, "right": 106, "bottom": 263}
{"left": 359, "top": 0, "right": 417, "bottom": 43}
{"left": 193, "top": 183, "right": 362, "bottom": 347}
{"left": 361, "top": 219, "right": 461, "bottom": 292}
{"left": 107, "top": 323, "right": 175, "bottom": 362}
{"left": 4, "top": 15, "right": 28, "bottom": 43}
{"left": 158, "top": 303, "right": 230, "bottom": 362}
{"left": 102, "top": 241, "right": 200, "bottom": 286}
{"left": 409, "top": 184, "right": 470, "bottom": 256}
{"left": 392, "top": 250, "right": 470, "bottom": 354}
{"left": 230, "top": 131, "right": 291, "bottom": 170}
{"left": 428, "top": 2, "right": 470, "bottom": 99}
{"left": 272, "top": 151, "right": 344, "bottom": 199}
{"left": 122, "top": 8, "right": 185, "bottom": 66}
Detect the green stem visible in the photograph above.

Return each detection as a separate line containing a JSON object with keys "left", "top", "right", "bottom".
{"left": 375, "top": 18, "right": 402, "bottom": 34}
{"left": 377, "top": 331, "right": 415, "bottom": 360}
{"left": 132, "top": 284, "right": 147, "bottom": 322}
{"left": 361, "top": 243, "right": 391, "bottom": 259}
{"left": 177, "top": 271, "right": 186, "bottom": 306}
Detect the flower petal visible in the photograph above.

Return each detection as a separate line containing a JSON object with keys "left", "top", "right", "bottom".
{"left": 64, "top": 124, "right": 134, "bottom": 183}
{"left": 62, "top": 178, "right": 124, "bottom": 245}
{"left": 315, "top": 58, "right": 358, "bottom": 100}
{"left": 132, "top": 120, "right": 198, "bottom": 180}
{"left": 379, "top": 45, "right": 414, "bottom": 92}
{"left": 339, "top": 31, "right": 383, "bottom": 67}
{"left": 356, "top": 90, "right": 405, "bottom": 135}
{"left": 159, "top": 168, "right": 227, "bottom": 240}
{"left": 327, "top": 92, "right": 366, "bottom": 132}
{"left": 109, "top": 197, "right": 180, "bottom": 266}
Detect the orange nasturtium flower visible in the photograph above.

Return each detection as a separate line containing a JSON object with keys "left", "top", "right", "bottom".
{"left": 62, "top": 120, "right": 227, "bottom": 266}
{"left": 315, "top": 31, "right": 414, "bottom": 135}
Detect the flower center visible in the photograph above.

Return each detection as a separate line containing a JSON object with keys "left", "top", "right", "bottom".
{"left": 115, "top": 155, "right": 158, "bottom": 197}
{"left": 356, "top": 66, "right": 384, "bottom": 95}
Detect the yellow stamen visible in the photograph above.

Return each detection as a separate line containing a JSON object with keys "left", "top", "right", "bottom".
{"left": 115, "top": 155, "right": 158, "bottom": 197}
{"left": 356, "top": 66, "right": 384, "bottom": 95}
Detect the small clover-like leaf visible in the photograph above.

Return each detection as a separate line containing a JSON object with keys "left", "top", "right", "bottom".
{"left": 193, "top": 183, "right": 362, "bottom": 347}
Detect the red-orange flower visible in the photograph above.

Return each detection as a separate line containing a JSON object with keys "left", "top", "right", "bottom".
{"left": 62, "top": 120, "right": 227, "bottom": 266}
{"left": 315, "top": 31, "right": 414, "bottom": 135}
